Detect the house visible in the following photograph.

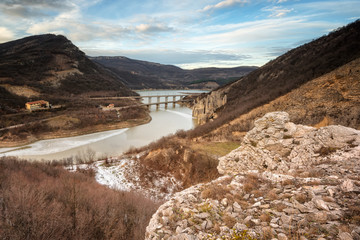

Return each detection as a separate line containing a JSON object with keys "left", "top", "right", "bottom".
{"left": 25, "top": 100, "right": 50, "bottom": 112}
{"left": 107, "top": 104, "right": 115, "bottom": 108}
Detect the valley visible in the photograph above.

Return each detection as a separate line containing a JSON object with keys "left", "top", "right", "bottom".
{"left": 0, "top": 18, "right": 359, "bottom": 240}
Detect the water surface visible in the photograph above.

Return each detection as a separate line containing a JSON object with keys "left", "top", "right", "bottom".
{"left": 0, "top": 90, "right": 205, "bottom": 161}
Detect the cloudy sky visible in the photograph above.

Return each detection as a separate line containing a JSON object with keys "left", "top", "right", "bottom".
{"left": 0, "top": 0, "right": 359, "bottom": 69}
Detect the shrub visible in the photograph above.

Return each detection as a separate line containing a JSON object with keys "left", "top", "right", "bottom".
{"left": 0, "top": 157, "right": 159, "bottom": 240}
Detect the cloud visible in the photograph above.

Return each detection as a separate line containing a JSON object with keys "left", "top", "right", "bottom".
{"left": 135, "top": 23, "right": 174, "bottom": 34}
{"left": 0, "top": 4, "right": 48, "bottom": 17}
{"left": 202, "top": 0, "right": 248, "bottom": 12}
{"left": 267, "top": 0, "right": 287, "bottom": 3}
{"left": 2, "top": 0, "right": 71, "bottom": 9}
{"left": 262, "top": 6, "right": 293, "bottom": 18}
{"left": 0, "top": 27, "right": 15, "bottom": 43}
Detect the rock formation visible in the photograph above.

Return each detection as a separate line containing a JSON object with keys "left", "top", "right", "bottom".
{"left": 145, "top": 112, "right": 360, "bottom": 240}
{"left": 192, "top": 91, "right": 227, "bottom": 125}
{"left": 218, "top": 112, "right": 360, "bottom": 175}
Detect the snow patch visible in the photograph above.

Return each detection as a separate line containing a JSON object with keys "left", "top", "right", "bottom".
{"left": 66, "top": 157, "right": 182, "bottom": 200}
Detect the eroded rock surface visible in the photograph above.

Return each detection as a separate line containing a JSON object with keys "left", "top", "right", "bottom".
{"left": 192, "top": 91, "right": 227, "bottom": 125}
{"left": 145, "top": 112, "right": 360, "bottom": 240}
{"left": 218, "top": 112, "right": 360, "bottom": 175}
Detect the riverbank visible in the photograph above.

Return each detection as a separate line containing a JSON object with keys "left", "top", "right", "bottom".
{"left": 0, "top": 115, "right": 151, "bottom": 148}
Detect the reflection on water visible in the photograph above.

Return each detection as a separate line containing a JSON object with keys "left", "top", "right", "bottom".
{"left": 0, "top": 90, "right": 206, "bottom": 161}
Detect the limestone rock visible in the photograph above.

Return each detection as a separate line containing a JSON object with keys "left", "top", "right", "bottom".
{"left": 145, "top": 112, "right": 360, "bottom": 240}
{"left": 339, "top": 232, "right": 354, "bottom": 240}
{"left": 218, "top": 112, "right": 360, "bottom": 175}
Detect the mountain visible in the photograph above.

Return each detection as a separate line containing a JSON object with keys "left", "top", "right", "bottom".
{"left": 90, "top": 56, "right": 257, "bottom": 89}
{"left": 0, "top": 34, "right": 149, "bottom": 146}
{"left": 0, "top": 34, "right": 136, "bottom": 110}
{"left": 192, "top": 20, "right": 360, "bottom": 134}
{"left": 117, "top": 20, "right": 360, "bottom": 203}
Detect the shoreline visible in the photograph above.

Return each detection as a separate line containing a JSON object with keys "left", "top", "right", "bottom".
{"left": 0, "top": 115, "right": 152, "bottom": 148}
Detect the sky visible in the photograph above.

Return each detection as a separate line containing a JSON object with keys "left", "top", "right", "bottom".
{"left": 0, "top": 0, "right": 359, "bottom": 69}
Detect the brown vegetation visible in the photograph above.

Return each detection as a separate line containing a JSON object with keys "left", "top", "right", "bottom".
{"left": 0, "top": 157, "right": 160, "bottom": 240}
{"left": 127, "top": 134, "right": 220, "bottom": 189}
{"left": 188, "top": 20, "right": 360, "bottom": 140}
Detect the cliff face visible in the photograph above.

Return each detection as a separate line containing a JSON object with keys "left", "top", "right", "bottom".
{"left": 192, "top": 91, "right": 228, "bottom": 124}
{"left": 145, "top": 112, "right": 360, "bottom": 240}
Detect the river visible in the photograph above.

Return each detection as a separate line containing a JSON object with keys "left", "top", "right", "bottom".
{"left": 0, "top": 90, "right": 205, "bottom": 161}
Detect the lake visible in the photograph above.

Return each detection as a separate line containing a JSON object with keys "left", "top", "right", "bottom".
{"left": 0, "top": 90, "right": 205, "bottom": 161}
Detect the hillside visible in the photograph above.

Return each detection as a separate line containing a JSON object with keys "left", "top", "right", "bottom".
{"left": 192, "top": 20, "right": 360, "bottom": 133}
{"left": 108, "top": 20, "right": 360, "bottom": 198}
{"left": 198, "top": 57, "right": 360, "bottom": 142}
{"left": 0, "top": 34, "right": 136, "bottom": 111}
{"left": 91, "top": 56, "right": 257, "bottom": 89}
{"left": 146, "top": 112, "right": 360, "bottom": 240}
{"left": 0, "top": 34, "right": 149, "bottom": 146}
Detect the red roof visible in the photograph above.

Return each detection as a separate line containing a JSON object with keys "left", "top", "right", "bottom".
{"left": 26, "top": 100, "right": 48, "bottom": 105}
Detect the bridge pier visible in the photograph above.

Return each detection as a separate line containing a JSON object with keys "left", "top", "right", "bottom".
{"left": 96, "top": 94, "right": 198, "bottom": 111}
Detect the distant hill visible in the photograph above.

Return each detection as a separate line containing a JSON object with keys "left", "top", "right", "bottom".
{"left": 0, "top": 34, "right": 136, "bottom": 110}
{"left": 192, "top": 20, "right": 360, "bottom": 136}
{"left": 90, "top": 56, "right": 257, "bottom": 89}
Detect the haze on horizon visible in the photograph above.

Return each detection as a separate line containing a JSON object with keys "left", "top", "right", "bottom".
{"left": 0, "top": 0, "right": 359, "bottom": 69}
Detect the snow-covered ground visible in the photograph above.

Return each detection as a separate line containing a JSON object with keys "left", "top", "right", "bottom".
{"left": 67, "top": 157, "right": 182, "bottom": 201}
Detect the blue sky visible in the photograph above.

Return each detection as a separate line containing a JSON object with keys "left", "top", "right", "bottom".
{"left": 0, "top": 0, "right": 359, "bottom": 69}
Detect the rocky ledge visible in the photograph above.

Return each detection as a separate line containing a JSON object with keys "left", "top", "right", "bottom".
{"left": 145, "top": 112, "right": 360, "bottom": 240}
{"left": 192, "top": 91, "right": 227, "bottom": 125}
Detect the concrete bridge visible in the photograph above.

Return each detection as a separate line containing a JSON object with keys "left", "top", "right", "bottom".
{"left": 97, "top": 94, "right": 200, "bottom": 110}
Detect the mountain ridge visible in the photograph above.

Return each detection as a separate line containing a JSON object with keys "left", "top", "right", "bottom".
{"left": 191, "top": 20, "right": 360, "bottom": 134}
{"left": 0, "top": 34, "right": 136, "bottom": 111}
{"left": 91, "top": 56, "right": 258, "bottom": 89}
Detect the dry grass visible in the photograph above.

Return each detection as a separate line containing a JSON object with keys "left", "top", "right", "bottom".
{"left": 201, "top": 184, "right": 231, "bottom": 201}
{"left": 251, "top": 189, "right": 265, "bottom": 198}
{"left": 259, "top": 213, "right": 271, "bottom": 223}
{"left": 295, "top": 193, "right": 309, "bottom": 204}
{"left": 315, "top": 146, "right": 339, "bottom": 156}
{"left": 274, "top": 203, "right": 287, "bottom": 212}
{"left": 262, "top": 227, "right": 274, "bottom": 239}
{"left": 243, "top": 173, "right": 261, "bottom": 193}
{"left": 223, "top": 214, "right": 236, "bottom": 229}
{"left": 190, "top": 141, "right": 241, "bottom": 157}
{"left": 265, "top": 189, "right": 278, "bottom": 200}
{"left": 281, "top": 178, "right": 295, "bottom": 186}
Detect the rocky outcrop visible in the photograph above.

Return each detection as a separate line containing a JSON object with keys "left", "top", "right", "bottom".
{"left": 145, "top": 112, "right": 360, "bottom": 240}
{"left": 192, "top": 91, "right": 228, "bottom": 125}
{"left": 218, "top": 112, "right": 360, "bottom": 175}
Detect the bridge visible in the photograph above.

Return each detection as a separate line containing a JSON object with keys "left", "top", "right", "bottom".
{"left": 95, "top": 93, "right": 201, "bottom": 110}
